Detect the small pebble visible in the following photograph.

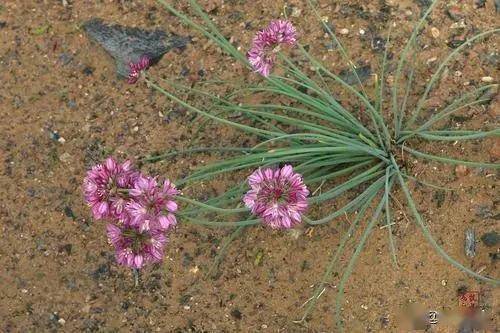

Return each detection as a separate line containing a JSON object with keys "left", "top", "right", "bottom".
{"left": 430, "top": 27, "right": 440, "bottom": 38}
{"left": 427, "top": 57, "right": 437, "bottom": 64}
{"left": 481, "top": 76, "right": 494, "bottom": 83}
{"left": 441, "top": 279, "right": 447, "bottom": 286}
{"left": 291, "top": 7, "right": 302, "bottom": 17}
{"left": 371, "top": 37, "right": 386, "bottom": 52}
{"left": 339, "top": 28, "right": 349, "bottom": 35}
{"left": 359, "top": 29, "right": 365, "bottom": 35}
{"left": 49, "top": 130, "right": 60, "bottom": 141}
{"left": 58, "top": 318, "right": 66, "bottom": 325}
{"left": 455, "top": 165, "right": 469, "bottom": 177}
{"left": 59, "top": 152, "right": 72, "bottom": 164}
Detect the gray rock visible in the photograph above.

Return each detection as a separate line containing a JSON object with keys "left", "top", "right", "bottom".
{"left": 339, "top": 65, "right": 371, "bottom": 85}
{"left": 481, "top": 231, "right": 499, "bottom": 247}
{"left": 464, "top": 229, "right": 476, "bottom": 258}
{"left": 83, "top": 18, "right": 189, "bottom": 78}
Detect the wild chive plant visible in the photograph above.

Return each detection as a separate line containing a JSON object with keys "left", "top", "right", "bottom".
{"left": 138, "top": 0, "right": 497, "bottom": 328}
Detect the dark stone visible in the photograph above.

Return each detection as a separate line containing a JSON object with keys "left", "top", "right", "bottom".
{"left": 457, "top": 285, "right": 468, "bottom": 295}
{"left": 339, "top": 65, "right": 371, "bottom": 85}
{"left": 182, "top": 252, "right": 193, "bottom": 267}
{"left": 371, "top": 36, "right": 386, "bottom": 52}
{"left": 197, "top": 69, "right": 206, "bottom": 77}
{"left": 495, "top": 0, "right": 500, "bottom": 13}
{"left": 82, "top": 66, "right": 94, "bottom": 75}
{"left": 0, "top": 21, "right": 6, "bottom": 29}
{"left": 91, "top": 263, "right": 110, "bottom": 280}
{"left": 83, "top": 18, "right": 189, "bottom": 78}
{"left": 120, "top": 300, "right": 130, "bottom": 310}
{"left": 58, "top": 244, "right": 72, "bottom": 255}
{"left": 481, "top": 231, "right": 499, "bottom": 247}
{"left": 230, "top": 309, "right": 242, "bottom": 319}
{"left": 48, "top": 130, "right": 61, "bottom": 141}
{"left": 64, "top": 206, "right": 76, "bottom": 219}
{"left": 58, "top": 53, "right": 73, "bottom": 66}
{"left": 179, "top": 294, "right": 191, "bottom": 305}
{"left": 180, "top": 66, "right": 190, "bottom": 76}
{"left": 324, "top": 41, "right": 336, "bottom": 51}
{"left": 415, "top": 0, "right": 433, "bottom": 11}
{"left": 448, "top": 35, "right": 466, "bottom": 49}
{"left": 474, "top": 0, "right": 486, "bottom": 8}
{"left": 433, "top": 190, "right": 446, "bottom": 208}
{"left": 49, "top": 312, "right": 60, "bottom": 323}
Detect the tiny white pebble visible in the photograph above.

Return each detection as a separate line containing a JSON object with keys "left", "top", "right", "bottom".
{"left": 21, "top": 289, "right": 28, "bottom": 293}
{"left": 427, "top": 57, "right": 437, "bottom": 64}
{"left": 361, "top": 304, "right": 368, "bottom": 310}
{"left": 58, "top": 318, "right": 66, "bottom": 325}
{"left": 183, "top": 305, "right": 190, "bottom": 310}
{"left": 57, "top": 137, "right": 66, "bottom": 144}
{"left": 441, "top": 279, "right": 447, "bottom": 286}
{"left": 133, "top": 126, "right": 139, "bottom": 132}
{"left": 481, "top": 76, "right": 494, "bottom": 83}
{"left": 430, "top": 27, "right": 440, "bottom": 38}
{"left": 359, "top": 29, "right": 365, "bottom": 35}
{"left": 339, "top": 28, "right": 349, "bottom": 35}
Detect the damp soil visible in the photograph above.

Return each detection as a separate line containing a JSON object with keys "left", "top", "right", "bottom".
{"left": 0, "top": 0, "right": 498, "bottom": 332}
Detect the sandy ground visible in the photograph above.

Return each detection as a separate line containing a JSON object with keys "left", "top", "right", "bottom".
{"left": 0, "top": 0, "right": 498, "bottom": 332}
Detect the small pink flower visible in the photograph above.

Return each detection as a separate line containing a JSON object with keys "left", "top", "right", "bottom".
{"left": 247, "top": 20, "right": 297, "bottom": 77}
{"left": 106, "top": 223, "right": 167, "bottom": 269}
{"left": 126, "top": 175, "right": 178, "bottom": 232}
{"left": 83, "top": 157, "right": 139, "bottom": 220}
{"left": 127, "top": 56, "right": 151, "bottom": 84}
{"left": 243, "top": 165, "right": 309, "bottom": 229}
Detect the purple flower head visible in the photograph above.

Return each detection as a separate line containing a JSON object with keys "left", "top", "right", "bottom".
{"left": 243, "top": 165, "right": 309, "bottom": 229}
{"left": 107, "top": 223, "right": 167, "bottom": 269}
{"left": 83, "top": 157, "right": 139, "bottom": 220}
{"left": 247, "top": 20, "right": 297, "bottom": 77}
{"left": 127, "top": 55, "right": 151, "bottom": 84}
{"left": 126, "top": 175, "right": 178, "bottom": 232}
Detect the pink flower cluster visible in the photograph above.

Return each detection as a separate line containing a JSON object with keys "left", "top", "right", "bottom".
{"left": 244, "top": 165, "right": 309, "bottom": 229}
{"left": 127, "top": 56, "right": 151, "bottom": 84}
{"left": 84, "top": 159, "right": 310, "bottom": 270}
{"left": 247, "top": 20, "right": 297, "bottom": 77}
{"left": 83, "top": 157, "right": 178, "bottom": 269}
